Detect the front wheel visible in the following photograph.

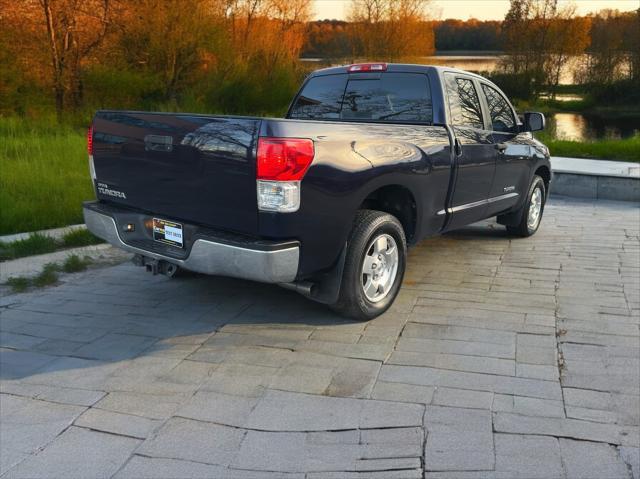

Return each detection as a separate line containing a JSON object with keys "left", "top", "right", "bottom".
{"left": 505, "top": 175, "right": 546, "bottom": 237}
{"left": 331, "top": 210, "right": 406, "bottom": 321}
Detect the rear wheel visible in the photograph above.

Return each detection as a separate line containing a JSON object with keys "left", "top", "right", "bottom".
{"left": 505, "top": 175, "right": 546, "bottom": 237}
{"left": 331, "top": 210, "right": 406, "bottom": 321}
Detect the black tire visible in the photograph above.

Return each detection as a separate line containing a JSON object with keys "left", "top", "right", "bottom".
{"left": 331, "top": 210, "right": 407, "bottom": 321}
{"left": 506, "top": 175, "right": 546, "bottom": 237}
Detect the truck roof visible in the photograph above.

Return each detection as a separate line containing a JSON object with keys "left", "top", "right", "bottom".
{"left": 309, "top": 63, "right": 486, "bottom": 80}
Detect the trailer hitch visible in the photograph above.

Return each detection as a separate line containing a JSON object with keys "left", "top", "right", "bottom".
{"left": 132, "top": 254, "right": 179, "bottom": 277}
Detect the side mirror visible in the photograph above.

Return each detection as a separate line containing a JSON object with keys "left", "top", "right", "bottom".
{"left": 523, "top": 112, "right": 545, "bottom": 132}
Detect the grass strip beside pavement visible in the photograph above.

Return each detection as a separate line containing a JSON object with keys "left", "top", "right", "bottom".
{"left": 536, "top": 133, "right": 640, "bottom": 163}
{"left": 5, "top": 255, "right": 93, "bottom": 293}
{"left": 0, "top": 229, "right": 104, "bottom": 261}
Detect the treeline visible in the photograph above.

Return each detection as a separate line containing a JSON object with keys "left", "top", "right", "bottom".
{"left": 0, "top": 0, "right": 434, "bottom": 122}
{"left": 305, "top": 0, "right": 434, "bottom": 59}
{"left": 0, "top": 0, "right": 313, "bottom": 120}
{"left": 0, "top": 0, "right": 638, "bottom": 121}
{"left": 303, "top": 17, "right": 501, "bottom": 58}
{"left": 498, "top": 1, "right": 639, "bottom": 101}
{"left": 434, "top": 19, "right": 501, "bottom": 51}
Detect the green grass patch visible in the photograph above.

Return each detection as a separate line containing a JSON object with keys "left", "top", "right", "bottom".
{"left": 61, "top": 229, "right": 103, "bottom": 248}
{"left": 62, "top": 254, "right": 92, "bottom": 273}
{"left": 0, "top": 116, "right": 94, "bottom": 235}
{"left": 0, "top": 233, "right": 58, "bottom": 260}
{"left": 6, "top": 276, "right": 30, "bottom": 293}
{"left": 537, "top": 133, "right": 640, "bottom": 162}
{"left": 0, "top": 229, "right": 104, "bottom": 261}
{"left": 4, "top": 255, "right": 93, "bottom": 293}
{"left": 32, "top": 263, "right": 60, "bottom": 288}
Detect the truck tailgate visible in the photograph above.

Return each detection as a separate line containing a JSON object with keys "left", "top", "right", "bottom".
{"left": 91, "top": 111, "right": 260, "bottom": 235}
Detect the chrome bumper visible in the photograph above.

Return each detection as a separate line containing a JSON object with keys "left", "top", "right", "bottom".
{"left": 83, "top": 207, "right": 299, "bottom": 283}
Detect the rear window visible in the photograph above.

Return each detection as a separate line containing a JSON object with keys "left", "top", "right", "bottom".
{"left": 289, "top": 73, "right": 433, "bottom": 124}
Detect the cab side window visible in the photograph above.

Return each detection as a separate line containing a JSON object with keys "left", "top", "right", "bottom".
{"left": 481, "top": 83, "right": 516, "bottom": 133}
{"left": 444, "top": 73, "right": 484, "bottom": 129}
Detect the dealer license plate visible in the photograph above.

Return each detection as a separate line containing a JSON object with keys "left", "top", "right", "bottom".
{"left": 152, "top": 218, "right": 183, "bottom": 248}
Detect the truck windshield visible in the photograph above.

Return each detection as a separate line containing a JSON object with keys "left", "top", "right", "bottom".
{"left": 289, "top": 73, "right": 433, "bottom": 125}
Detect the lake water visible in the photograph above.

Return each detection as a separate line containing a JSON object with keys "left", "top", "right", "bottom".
{"left": 548, "top": 113, "right": 640, "bottom": 142}
{"left": 300, "top": 53, "right": 639, "bottom": 142}
{"left": 428, "top": 53, "right": 582, "bottom": 85}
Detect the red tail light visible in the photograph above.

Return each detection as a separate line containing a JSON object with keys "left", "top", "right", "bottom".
{"left": 87, "top": 125, "right": 94, "bottom": 155}
{"left": 257, "top": 138, "right": 314, "bottom": 181}
{"left": 347, "top": 63, "right": 387, "bottom": 73}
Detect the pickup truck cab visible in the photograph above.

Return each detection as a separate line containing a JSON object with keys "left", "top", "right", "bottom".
{"left": 84, "top": 63, "right": 550, "bottom": 320}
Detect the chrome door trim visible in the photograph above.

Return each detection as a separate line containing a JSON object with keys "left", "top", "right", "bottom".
{"left": 447, "top": 192, "right": 519, "bottom": 215}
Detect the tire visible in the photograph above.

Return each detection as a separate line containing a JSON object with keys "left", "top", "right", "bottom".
{"left": 331, "top": 210, "right": 407, "bottom": 321}
{"left": 506, "top": 175, "right": 546, "bottom": 237}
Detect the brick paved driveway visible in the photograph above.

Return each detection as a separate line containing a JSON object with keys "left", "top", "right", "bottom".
{"left": 1, "top": 197, "right": 639, "bottom": 479}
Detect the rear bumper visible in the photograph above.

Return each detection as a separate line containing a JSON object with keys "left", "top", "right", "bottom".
{"left": 83, "top": 202, "right": 299, "bottom": 283}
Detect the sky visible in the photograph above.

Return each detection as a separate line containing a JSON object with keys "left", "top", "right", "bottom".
{"left": 312, "top": 0, "right": 640, "bottom": 21}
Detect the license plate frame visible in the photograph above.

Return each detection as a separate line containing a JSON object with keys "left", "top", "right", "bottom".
{"left": 152, "top": 218, "right": 184, "bottom": 248}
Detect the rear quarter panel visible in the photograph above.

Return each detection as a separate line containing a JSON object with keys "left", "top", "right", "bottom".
{"left": 260, "top": 119, "right": 452, "bottom": 278}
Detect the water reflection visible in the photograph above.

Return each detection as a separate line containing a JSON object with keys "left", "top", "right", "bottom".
{"left": 539, "top": 93, "right": 584, "bottom": 102}
{"left": 548, "top": 113, "right": 640, "bottom": 141}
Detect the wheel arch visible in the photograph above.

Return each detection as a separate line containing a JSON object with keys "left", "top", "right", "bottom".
{"left": 357, "top": 184, "right": 418, "bottom": 243}
{"left": 534, "top": 164, "right": 551, "bottom": 196}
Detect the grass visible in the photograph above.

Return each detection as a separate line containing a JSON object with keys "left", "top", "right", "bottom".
{"left": 0, "top": 229, "right": 103, "bottom": 261}
{"left": 0, "top": 233, "right": 58, "bottom": 260}
{"left": 5, "top": 255, "right": 92, "bottom": 293}
{"left": 61, "top": 254, "right": 92, "bottom": 273}
{"left": 537, "top": 133, "right": 640, "bottom": 163}
{"left": 61, "top": 228, "right": 104, "bottom": 248}
{"left": 6, "top": 276, "right": 30, "bottom": 292}
{"left": 32, "top": 262, "right": 60, "bottom": 287}
{"left": 0, "top": 116, "right": 94, "bottom": 235}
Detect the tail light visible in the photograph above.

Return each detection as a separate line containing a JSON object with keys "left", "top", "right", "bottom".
{"left": 87, "top": 125, "right": 94, "bottom": 155}
{"left": 87, "top": 125, "right": 97, "bottom": 195}
{"left": 347, "top": 63, "right": 387, "bottom": 73}
{"left": 256, "top": 137, "right": 314, "bottom": 213}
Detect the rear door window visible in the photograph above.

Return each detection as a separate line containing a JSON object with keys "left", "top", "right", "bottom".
{"left": 289, "top": 73, "right": 433, "bottom": 124}
{"left": 444, "top": 73, "right": 484, "bottom": 129}
{"left": 481, "top": 83, "right": 516, "bottom": 133}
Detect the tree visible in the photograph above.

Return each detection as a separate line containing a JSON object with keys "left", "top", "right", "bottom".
{"left": 500, "top": 0, "right": 590, "bottom": 99}
{"left": 632, "top": 8, "right": 640, "bottom": 82}
{"left": 116, "top": 0, "right": 221, "bottom": 101}
{"left": 580, "top": 9, "right": 638, "bottom": 86}
{"left": 545, "top": 9, "right": 590, "bottom": 97}
{"left": 348, "top": 0, "right": 434, "bottom": 60}
{"left": 303, "top": 20, "right": 351, "bottom": 59}
{"left": 40, "top": 0, "right": 111, "bottom": 118}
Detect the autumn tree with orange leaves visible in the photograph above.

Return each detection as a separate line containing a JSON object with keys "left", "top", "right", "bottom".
{"left": 0, "top": 0, "right": 311, "bottom": 119}
{"left": 348, "top": 0, "right": 434, "bottom": 60}
{"left": 0, "top": 0, "right": 112, "bottom": 119}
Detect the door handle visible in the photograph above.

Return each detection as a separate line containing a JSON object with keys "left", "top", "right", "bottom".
{"left": 495, "top": 143, "right": 507, "bottom": 153}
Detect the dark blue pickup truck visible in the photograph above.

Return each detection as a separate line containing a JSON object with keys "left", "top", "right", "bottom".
{"left": 84, "top": 63, "right": 551, "bottom": 320}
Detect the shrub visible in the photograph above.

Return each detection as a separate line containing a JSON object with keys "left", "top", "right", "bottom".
{"left": 486, "top": 72, "right": 535, "bottom": 101}
{"left": 586, "top": 79, "right": 640, "bottom": 105}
